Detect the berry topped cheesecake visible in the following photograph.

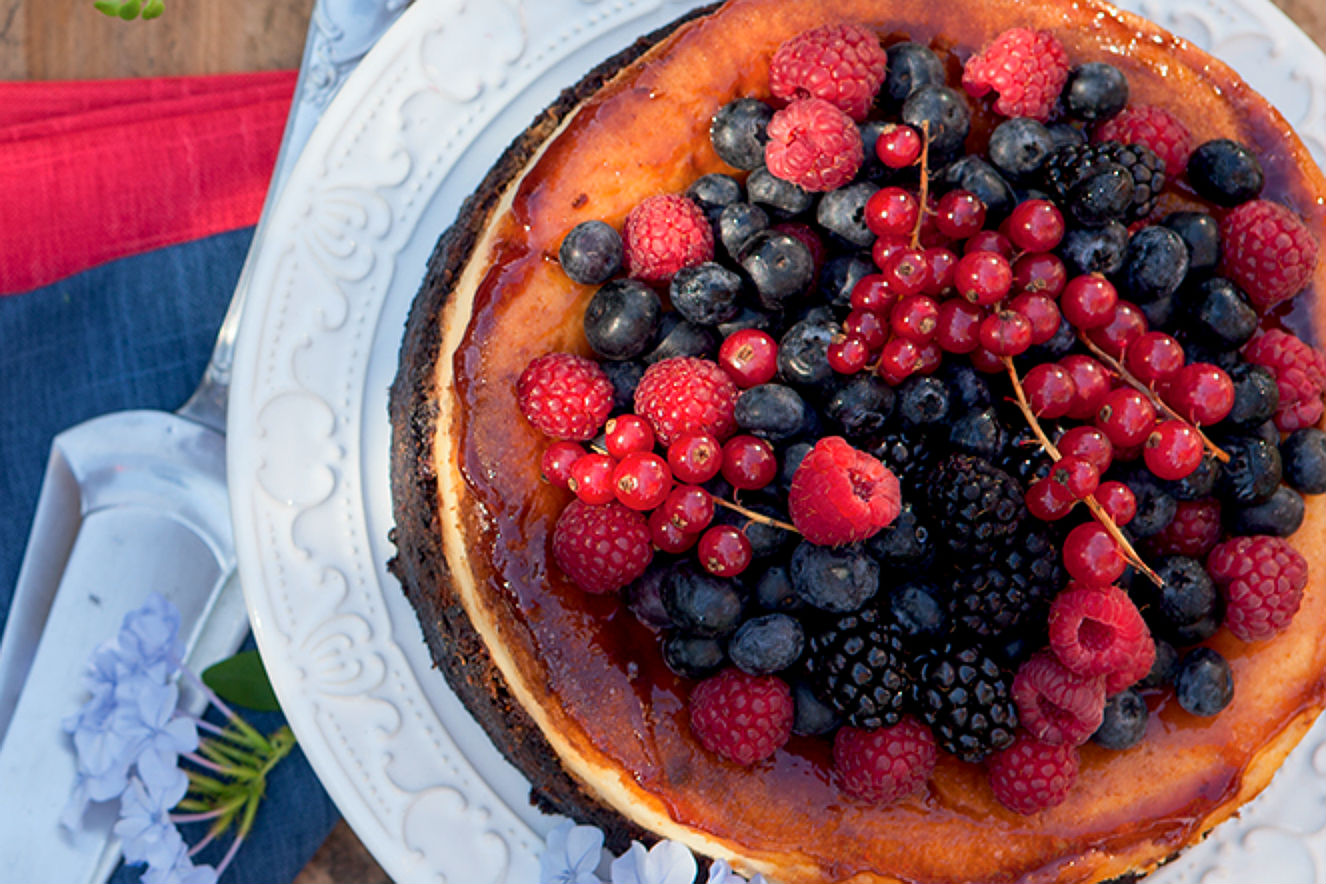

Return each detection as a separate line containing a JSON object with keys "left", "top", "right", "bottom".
{"left": 388, "top": 0, "right": 1326, "bottom": 881}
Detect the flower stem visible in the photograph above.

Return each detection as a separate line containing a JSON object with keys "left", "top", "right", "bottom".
{"left": 214, "top": 831, "right": 246, "bottom": 879}
{"left": 1002, "top": 356, "right": 1164, "bottom": 587}
{"left": 171, "top": 797, "right": 246, "bottom": 825}
{"left": 909, "top": 120, "right": 931, "bottom": 250}
{"left": 711, "top": 496, "right": 798, "bottom": 533}
{"left": 179, "top": 665, "right": 270, "bottom": 751}
{"left": 182, "top": 750, "right": 246, "bottom": 778}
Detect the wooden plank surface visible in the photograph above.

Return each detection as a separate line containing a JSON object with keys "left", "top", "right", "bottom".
{"left": 2, "top": 1, "right": 1321, "bottom": 883}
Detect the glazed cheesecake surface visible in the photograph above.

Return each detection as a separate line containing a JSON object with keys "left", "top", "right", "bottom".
{"left": 389, "top": 1, "right": 1326, "bottom": 882}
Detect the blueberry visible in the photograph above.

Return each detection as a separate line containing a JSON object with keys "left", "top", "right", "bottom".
{"left": 1120, "top": 470, "right": 1177, "bottom": 538}
{"left": 987, "top": 117, "right": 1056, "bottom": 181}
{"left": 644, "top": 315, "right": 718, "bottom": 363}
{"left": 1139, "top": 638, "right": 1179, "bottom": 689}
{"left": 1063, "top": 62, "right": 1130, "bottom": 121}
{"left": 1163, "top": 455, "right": 1221, "bottom": 501}
{"left": 897, "top": 375, "right": 951, "bottom": 427}
{"left": 780, "top": 441, "right": 814, "bottom": 490}
{"left": 741, "top": 230, "right": 816, "bottom": 309}
{"left": 885, "top": 581, "right": 948, "bottom": 645}
{"left": 789, "top": 541, "right": 879, "bottom": 612}
{"left": 1028, "top": 315, "right": 1079, "bottom": 361}
{"left": 1066, "top": 162, "right": 1134, "bottom": 227}
{"left": 882, "top": 42, "right": 946, "bottom": 108}
{"left": 687, "top": 173, "right": 743, "bottom": 226}
{"left": 755, "top": 565, "right": 802, "bottom": 613}
{"left": 1184, "top": 276, "right": 1258, "bottom": 349}
{"left": 735, "top": 383, "right": 808, "bottom": 441}
{"left": 940, "top": 362, "right": 993, "bottom": 410}
{"left": 818, "top": 253, "right": 875, "bottom": 308}
{"left": 1281, "top": 428, "right": 1326, "bottom": 494}
{"left": 1048, "top": 122, "right": 1087, "bottom": 149}
{"left": 855, "top": 120, "right": 894, "bottom": 184}
{"left": 1134, "top": 556, "right": 1220, "bottom": 644}
{"left": 583, "top": 279, "right": 661, "bottom": 360}
{"left": 1221, "top": 362, "right": 1279, "bottom": 428}
{"left": 1163, "top": 211, "right": 1221, "bottom": 276}
{"left": 716, "top": 306, "right": 776, "bottom": 339}
{"left": 826, "top": 374, "right": 896, "bottom": 438}
{"left": 602, "top": 360, "right": 644, "bottom": 413}
{"left": 1137, "top": 292, "right": 1177, "bottom": 331}
{"left": 1119, "top": 225, "right": 1189, "bottom": 303}
{"left": 1061, "top": 222, "right": 1129, "bottom": 276}
{"left": 948, "top": 407, "right": 1005, "bottom": 458}
{"left": 1092, "top": 688, "right": 1148, "bottom": 750}
{"left": 728, "top": 613, "right": 805, "bottom": 675}
{"left": 817, "top": 182, "right": 878, "bottom": 247}
{"left": 777, "top": 316, "right": 841, "bottom": 389}
{"left": 866, "top": 502, "right": 933, "bottom": 569}
{"left": 710, "top": 98, "right": 773, "bottom": 171}
{"left": 718, "top": 201, "right": 770, "bottom": 257}
{"left": 661, "top": 565, "right": 744, "bottom": 637}
{"left": 791, "top": 681, "right": 841, "bottom": 736}
{"left": 724, "top": 497, "right": 795, "bottom": 559}
{"left": 747, "top": 166, "right": 814, "bottom": 218}
{"left": 938, "top": 156, "right": 1015, "bottom": 221}
{"left": 1217, "top": 434, "right": 1282, "bottom": 505}
{"left": 670, "top": 262, "right": 744, "bottom": 326}
{"left": 624, "top": 567, "right": 674, "bottom": 628}
{"left": 902, "top": 84, "right": 971, "bottom": 156}
{"left": 1226, "top": 485, "right": 1305, "bottom": 537}
{"left": 559, "top": 220, "right": 623, "bottom": 285}
{"left": 1187, "top": 138, "right": 1264, "bottom": 206}
{"left": 662, "top": 632, "right": 726, "bottom": 679}
{"left": 1175, "top": 647, "right": 1234, "bottom": 716}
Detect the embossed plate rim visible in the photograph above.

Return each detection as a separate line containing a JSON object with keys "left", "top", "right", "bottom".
{"left": 228, "top": 1, "right": 1326, "bottom": 881}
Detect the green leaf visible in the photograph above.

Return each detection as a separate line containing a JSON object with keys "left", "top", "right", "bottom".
{"left": 202, "top": 650, "right": 281, "bottom": 712}
{"left": 142, "top": 0, "right": 163, "bottom": 19}
{"left": 93, "top": 0, "right": 120, "bottom": 15}
{"left": 116, "top": 0, "right": 141, "bottom": 19}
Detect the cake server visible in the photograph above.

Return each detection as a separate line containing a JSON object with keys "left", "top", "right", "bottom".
{"left": 0, "top": 1, "right": 407, "bottom": 880}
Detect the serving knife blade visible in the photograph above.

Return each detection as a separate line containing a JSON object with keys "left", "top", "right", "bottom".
{"left": 0, "top": 2, "right": 408, "bottom": 880}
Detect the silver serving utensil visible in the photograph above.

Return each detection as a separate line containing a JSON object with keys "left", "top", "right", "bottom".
{"left": 0, "top": 1, "right": 407, "bottom": 880}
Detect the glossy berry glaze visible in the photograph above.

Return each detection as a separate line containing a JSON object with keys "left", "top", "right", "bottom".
{"left": 388, "top": 1, "right": 1326, "bottom": 881}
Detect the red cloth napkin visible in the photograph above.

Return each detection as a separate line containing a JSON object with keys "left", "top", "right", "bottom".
{"left": 0, "top": 71, "right": 296, "bottom": 296}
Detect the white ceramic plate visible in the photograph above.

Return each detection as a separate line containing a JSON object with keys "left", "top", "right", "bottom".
{"left": 228, "top": 1, "right": 1326, "bottom": 881}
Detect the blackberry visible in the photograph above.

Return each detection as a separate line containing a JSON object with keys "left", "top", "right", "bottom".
{"left": 924, "top": 454, "right": 1025, "bottom": 558}
{"left": 996, "top": 422, "right": 1055, "bottom": 486}
{"left": 1044, "top": 140, "right": 1166, "bottom": 221}
{"left": 909, "top": 640, "right": 1018, "bottom": 762}
{"left": 806, "top": 606, "right": 910, "bottom": 729}
{"left": 866, "top": 430, "right": 936, "bottom": 497}
{"left": 947, "top": 528, "right": 1062, "bottom": 638}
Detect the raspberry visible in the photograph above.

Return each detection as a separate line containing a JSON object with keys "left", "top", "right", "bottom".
{"left": 769, "top": 23, "right": 888, "bottom": 122}
{"left": 621, "top": 193, "right": 714, "bottom": 281}
{"left": 689, "top": 668, "right": 794, "bottom": 765}
{"left": 516, "top": 352, "right": 613, "bottom": 440}
{"left": 1103, "top": 630, "right": 1156, "bottom": 696}
{"left": 551, "top": 499, "right": 652, "bottom": 594}
{"left": 788, "top": 436, "right": 902, "bottom": 545}
{"left": 1093, "top": 104, "right": 1193, "bottom": 178}
{"left": 1244, "top": 329, "right": 1326, "bottom": 431}
{"left": 1144, "top": 499, "right": 1222, "bottom": 558}
{"left": 987, "top": 736, "right": 1079, "bottom": 815}
{"left": 633, "top": 357, "right": 739, "bottom": 445}
{"left": 961, "top": 28, "right": 1069, "bottom": 122}
{"left": 833, "top": 717, "right": 937, "bottom": 804}
{"left": 1047, "top": 583, "right": 1151, "bottom": 679}
{"left": 1207, "top": 536, "right": 1309, "bottom": 642}
{"left": 764, "top": 98, "right": 864, "bottom": 192}
{"left": 1220, "top": 201, "right": 1321, "bottom": 312}
{"left": 1012, "top": 650, "right": 1106, "bottom": 746}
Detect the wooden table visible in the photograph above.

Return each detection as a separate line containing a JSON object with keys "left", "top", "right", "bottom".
{"left": 2, "top": 1, "right": 1321, "bottom": 882}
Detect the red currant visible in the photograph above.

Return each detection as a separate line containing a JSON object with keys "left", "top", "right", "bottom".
{"left": 1060, "top": 355, "right": 1112, "bottom": 421}
{"left": 1085, "top": 300, "right": 1148, "bottom": 359}
{"left": 568, "top": 452, "right": 617, "bottom": 505}
{"left": 880, "top": 247, "right": 930, "bottom": 297}
{"left": 864, "top": 186, "right": 919, "bottom": 238}
{"left": 1003, "top": 199, "right": 1065, "bottom": 252}
{"left": 891, "top": 294, "right": 940, "bottom": 342}
{"left": 850, "top": 273, "right": 896, "bottom": 313}
{"left": 718, "top": 328, "right": 778, "bottom": 387}
{"left": 1026, "top": 476, "right": 1078, "bottom": 521}
{"left": 649, "top": 507, "right": 698, "bottom": 554}
{"left": 934, "top": 299, "right": 984, "bottom": 354}
{"left": 844, "top": 308, "right": 888, "bottom": 350}
{"left": 954, "top": 251, "right": 1013, "bottom": 306}
{"left": 1063, "top": 521, "right": 1126, "bottom": 585}
{"left": 1008, "top": 291, "right": 1061, "bottom": 346}
{"left": 875, "top": 123, "right": 923, "bottom": 168}
{"left": 604, "top": 414, "right": 655, "bottom": 459}
{"left": 1060, "top": 274, "right": 1118, "bottom": 330}
{"left": 827, "top": 335, "right": 872, "bottom": 374}
{"left": 661, "top": 484, "right": 714, "bottom": 533}
{"left": 721, "top": 435, "right": 777, "bottom": 490}
{"left": 1125, "top": 331, "right": 1185, "bottom": 386}
{"left": 1094, "top": 481, "right": 1137, "bottom": 526}
{"left": 969, "top": 345, "right": 1006, "bottom": 374}
{"left": 613, "top": 451, "right": 672, "bottom": 510}
{"left": 1166, "top": 363, "right": 1235, "bottom": 425}
{"left": 698, "top": 524, "right": 753, "bottom": 577}
{"left": 878, "top": 336, "right": 923, "bottom": 385}
{"left": 1057, "top": 426, "right": 1114, "bottom": 474}
{"left": 922, "top": 247, "right": 958, "bottom": 295}
{"left": 667, "top": 432, "right": 722, "bottom": 484}
{"left": 1049, "top": 455, "right": 1100, "bottom": 500}
{"left": 934, "top": 189, "right": 987, "bottom": 239}
{"left": 541, "top": 441, "right": 584, "bottom": 488}
{"left": 979, "top": 310, "right": 1033, "bottom": 356}
{"left": 914, "top": 340, "right": 943, "bottom": 375}
{"left": 1143, "top": 420, "right": 1204, "bottom": 481}
{"left": 1023, "top": 363, "right": 1076, "bottom": 418}
{"left": 1095, "top": 387, "right": 1158, "bottom": 448}
{"left": 963, "top": 229, "right": 1013, "bottom": 258}
{"left": 1011, "top": 252, "right": 1067, "bottom": 297}
{"left": 872, "top": 233, "right": 912, "bottom": 270}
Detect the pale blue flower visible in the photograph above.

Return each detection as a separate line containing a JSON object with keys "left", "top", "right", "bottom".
{"left": 69, "top": 695, "right": 137, "bottom": 801}
{"left": 610, "top": 840, "right": 697, "bottom": 884}
{"left": 116, "top": 681, "right": 199, "bottom": 773}
{"left": 540, "top": 819, "right": 604, "bottom": 884}
{"left": 141, "top": 841, "right": 218, "bottom": 884}
{"left": 706, "top": 858, "right": 765, "bottom": 884}
{"left": 116, "top": 593, "right": 182, "bottom": 681}
{"left": 116, "top": 774, "right": 188, "bottom": 868}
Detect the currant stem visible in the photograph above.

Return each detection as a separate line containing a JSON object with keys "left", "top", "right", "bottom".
{"left": 1002, "top": 356, "right": 1164, "bottom": 587}
{"left": 1080, "top": 336, "right": 1231, "bottom": 464}
{"left": 712, "top": 496, "right": 798, "bottom": 534}
{"left": 910, "top": 120, "right": 931, "bottom": 250}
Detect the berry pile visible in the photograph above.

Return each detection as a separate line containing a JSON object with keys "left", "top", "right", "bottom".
{"left": 516, "top": 21, "right": 1322, "bottom": 815}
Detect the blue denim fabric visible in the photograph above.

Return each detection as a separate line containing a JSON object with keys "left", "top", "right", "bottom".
{"left": 0, "top": 229, "right": 341, "bottom": 883}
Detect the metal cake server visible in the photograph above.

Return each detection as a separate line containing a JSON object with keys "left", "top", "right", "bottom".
{"left": 0, "top": 1, "right": 407, "bottom": 879}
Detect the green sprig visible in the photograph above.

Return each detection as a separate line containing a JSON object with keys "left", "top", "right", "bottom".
{"left": 93, "top": 0, "right": 164, "bottom": 20}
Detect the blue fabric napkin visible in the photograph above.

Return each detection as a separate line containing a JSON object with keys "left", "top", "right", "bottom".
{"left": 0, "top": 229, "right": 341, "bottom": 883}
